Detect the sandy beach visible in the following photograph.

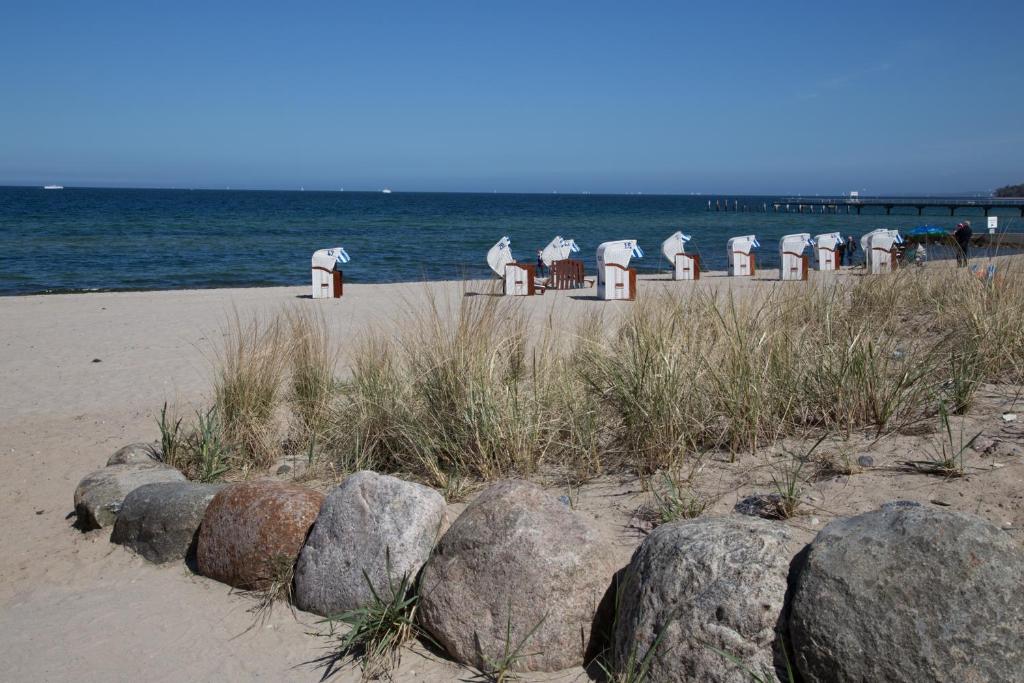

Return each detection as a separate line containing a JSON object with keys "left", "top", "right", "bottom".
{"left": 1, "top": 268, "right": 1022, "bottom": 681}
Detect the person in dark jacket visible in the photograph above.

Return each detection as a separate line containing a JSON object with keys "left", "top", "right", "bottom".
{"left": 953, "top": 221, "right": 973, "bottom": 266}
{"left": 844, "top": 235, "right": 858, "bottom": 266}
{"left": 536, "top": 250, "right": 546, "bottom": 276}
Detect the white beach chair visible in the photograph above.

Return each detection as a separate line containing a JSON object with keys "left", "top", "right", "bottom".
{"left": 813, "top": 232, "right": 843, "bottom": 271}
{"left": 727, "top": 235, "right": 760, "bottom": 277}
{"left": 540, "top": 236, "right": 580, "bottom": 267}
{"left": 779, "top": 233, "right": 814, "bottom": 281}
{"left": 487, "top": 236, "right": 537, "bottom": 296}
{"left": 596, "top": 240, "right": 643, "bottom": 300}
{"left": 311, "top": 247, "right": 350, "bottom": 298}
{"left": 661, "top": 231, "right": 699, "bottom": 280}
{"left": 861, "top": 229, "right": 903, "bottom": 274}
{"left": 540, "top": 236, "right": 588, "bottom": 289}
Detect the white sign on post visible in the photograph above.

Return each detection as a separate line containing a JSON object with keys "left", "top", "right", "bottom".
{"left": 987, "top": 216, "right": 998, "bottom": 234}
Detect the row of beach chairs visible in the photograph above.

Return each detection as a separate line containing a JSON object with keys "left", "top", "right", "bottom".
{"left": 309, "top": 229, "right": 906, "bottom": 300}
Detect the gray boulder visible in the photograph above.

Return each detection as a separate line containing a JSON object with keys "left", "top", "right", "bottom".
{"left": 106, "top": 442, "right": 161, "bottom": 466}
{"left": 613, "top": 516, "right": 794, "bottom": 683}
{"left": 74, "top": 463, "right": 186, "bottom": 529}
{"left": 294, "top": 471, "right": 447, "bottom": 616}
{"left": 110, "top": 481, "right": 224, "bottom": 563}
{"left": 789, "top": 502, "right": 1024, "bottom": 682}
{"left": 418, "top": 480, "right": 617, "bottom": 672}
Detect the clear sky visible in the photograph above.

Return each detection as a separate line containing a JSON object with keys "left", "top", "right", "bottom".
{"left": 1, "top": 1, "right": 1021, "bottom": 194}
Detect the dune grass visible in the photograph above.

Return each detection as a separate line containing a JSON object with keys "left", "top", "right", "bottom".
{"left": 187, "top": 261, "right": 1023, "bottom": 484}
{"left": 212, "top": 311, "right": 288, "bottom": 472}
{"left": 315, "top": 558, "right": 425, "bottom": 681}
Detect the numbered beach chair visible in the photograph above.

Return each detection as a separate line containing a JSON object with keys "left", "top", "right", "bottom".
{"left": 860, "top": 229, "right": 903, "bottom": 274}
{"left": 727, "top": 235, "right": 759, "bottom": 277}
{"left": 311, "top": 247, "right": 350, "bottom": 298}
{"left": 779, "top": 233, "right": 813, "bottom": 281}
{"left": 541, "top": 236, "right": 587, "bottom": 289}
{"left": 813, "top": 232, "right": 843, "bottom": 271}
{"left": 596, "top": 240, "right": 643, "bottom": 301}
{"left": 661, "top": 231, "right": 700, "bottom": 280}
{"left": 487, "top": 236, "right": 537, "bottom": 296}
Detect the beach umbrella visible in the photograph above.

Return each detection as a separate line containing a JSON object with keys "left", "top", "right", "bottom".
{"left": 906, "top": 225, "right": 948, "bottom": 237}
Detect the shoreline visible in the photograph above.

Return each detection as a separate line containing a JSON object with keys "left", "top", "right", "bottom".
{"left": 4, "top": 237, "right": 1019, "bottom": 298}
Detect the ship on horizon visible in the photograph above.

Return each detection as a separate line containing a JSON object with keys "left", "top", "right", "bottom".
{"left": 43, "top": 184, "right": 63, "bottom": 190}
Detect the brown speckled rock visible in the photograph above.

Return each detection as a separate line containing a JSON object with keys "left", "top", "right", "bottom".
{"left": 418, "top": 479, "right": 617, "bottom": 672}
{"left": 196, "top": 480, "right": 324, "bottom": 589}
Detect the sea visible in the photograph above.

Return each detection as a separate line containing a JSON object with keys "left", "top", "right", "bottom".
{"left": 0, "top": 186, "right": 1016, "bottom": 295}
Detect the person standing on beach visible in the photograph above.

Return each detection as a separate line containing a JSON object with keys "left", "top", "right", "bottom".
{"left": 844, "top": 235, "right": 858, "bottom": 266}
{"left": 536, "top": 250, "right": 546, "bottom": 276}
{"left": 953, "top": 221, "right": 972, "bottom": 266}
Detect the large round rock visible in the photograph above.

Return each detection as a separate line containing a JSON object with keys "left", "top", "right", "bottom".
{"left": 418, "top": 480, "right": 617, "bottom": 672}
{"left": 74, "top": 463, "right": 187, "bottom": 529}
{"left": 294, "top": 471, "right": 447, "bottom": 616}
{"left": 110, "top": 481, "right": 224, "bottom": 564}
{"left": 789, "top": 502, "right": 1024, "bottom": 682}
{"left": 614, "top": 516, "right": 794, "bottom": 683}
{"left": 196, "top": 480, "right": 324, "bottom": 589}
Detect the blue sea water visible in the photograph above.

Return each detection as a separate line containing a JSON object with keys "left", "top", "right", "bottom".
{"left": 0, "top": 187, "right": 1014, "bottom": 295}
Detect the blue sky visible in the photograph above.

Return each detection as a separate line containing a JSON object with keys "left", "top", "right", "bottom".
{"left": 1, "top": 1, "right": 1021, "bottom": 194}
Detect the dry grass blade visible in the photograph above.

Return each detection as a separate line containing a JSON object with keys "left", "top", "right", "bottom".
{"left": 235, "top": 554, "right": 297, "bottom": 633}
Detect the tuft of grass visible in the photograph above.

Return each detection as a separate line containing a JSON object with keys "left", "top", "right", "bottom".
{"left": 333, "top": 292, "right": 558, "bottom": 485}
{"left": 157, "top": 402, "right": 185, "bottom": 466}
{"left": 240, "top": 553, "right": 296, "bottom": 628}
{"left": 316, "top": 555, "right": 424, "bottom": 681}
{"left": 188, "top": 407, "right": 231, "bottom": 482}
{"left": 641, "top": 472, "right": 707, "bottom": 526}
{"left": 907, "top": 401, "right": 981, "bottom": 478}
{"left": 945, "top": 348, "right": 983, "bottom": 415}
{"left": 474, "top": 607, "right": 547, "bottom": 682}
{"left": 287, "top": 307, "right": 338, "bottom": 446}
{"left": 213, "top": 311, "right": 288, "bottom": 471}
{"left": 597, "top": 631, "right": 664, "bottom": 683}
{"left": 157, "top": 404, "right": 231, "bottom": 482}
{"left": 767, "top": 436, "right": 825, "bottom": 519}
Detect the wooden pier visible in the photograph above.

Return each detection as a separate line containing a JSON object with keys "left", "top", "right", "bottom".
{"left": 706, "top": 196, "right": 1024, "bottom": 216}
{"left": 772, "top": 196, "right": 1024, "bottom": 217}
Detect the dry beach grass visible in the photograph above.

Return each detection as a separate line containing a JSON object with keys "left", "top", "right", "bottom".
{"left": 204, "top": 259, "right": 1024, "bottom": 492}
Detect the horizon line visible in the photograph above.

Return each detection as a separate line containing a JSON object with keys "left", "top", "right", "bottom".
{"left": 0, "top": 183, "right": 1002, "bottom": 199}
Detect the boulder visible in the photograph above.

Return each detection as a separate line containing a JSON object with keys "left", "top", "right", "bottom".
{"left": 106, "top": 442, "right": 161, "bottom": 466}
{"left": 418, "top": 480, "right": 617, "bottom": 672}
{"left": 294, "top": 471, "right": 447, "bottom": 616}
{"left": 196, "top": 480, "right": 324, "bottom": 590}
{"left": 613, "top": 516, "right": 794, "bottom": 683}
{"left": 110, "top": 481, "right": 224, "bottom": 564}
{"left": 789, "top": 502, "right": 1024, "bottom": 682}
{"left": 74, "top": 463, "right": 186, "bottom": 529}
